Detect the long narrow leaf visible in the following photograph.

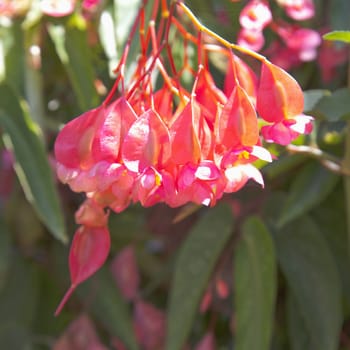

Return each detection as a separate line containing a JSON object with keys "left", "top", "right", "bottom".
{"left": 0, "top": 82, "right": 67, "bottom": 242}
{"left": 48, "top": 16, "right": 99, "bottom": 111}
{"left": 166, "top": 204, "right": 234, "bottom": 350}
{"left": 275, "top": 216, "right": 342, "bottom": 350}
{"left": 234, "top": 216, "right": 277, "bottom": 350}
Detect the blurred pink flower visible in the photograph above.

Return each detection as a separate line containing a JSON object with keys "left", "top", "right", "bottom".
{"left": 239, "top": 0, "right": 272, "bottom": 31}
{"left": 237, "top": 28, "right": 265, "bottom": 51}
{"left": 277, "top": 25, "right": 321, "bottom": 61}
{"left": 133, "top": 301, "right": 166, "bottom": 350}
{"left": 110, "top": 245, "right": 140, "bottom": 301}
{"left": 277, "top": 0, "right": 315, "bottom": 20}
{"left": 40, "top": 0, "right": 75, "bottom": 17}
{"left": 53, "top": 314, "right": 108, "bottom": 350}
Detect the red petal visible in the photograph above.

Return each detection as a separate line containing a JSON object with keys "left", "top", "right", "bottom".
{"left": 257, "top": 61, "right": 304, "bottom": 123}
{"left": 224, "top": 55, "right": 258, "bottom": 104}
{"left": 99, "top": 97, "right": 137, "bottom": 162}
{"left": 54, "top": 106, "right": 103, "bottom": 169}
{"left": 216, "top": 86, "right": 259, "bottom": 149}
{"left": 55, "top": 225, "right": 110, "bottom": 316}
{"left": 170, "top": 102, "right": 202, "bottom": 165}
{"left": 195, "top": 69, "right": 226, "bottom": 125}
{"left": 122, "top": 109, "right": 171, "bottom": 172}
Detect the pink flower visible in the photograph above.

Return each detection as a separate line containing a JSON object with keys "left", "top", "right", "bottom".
{"left": 238, "top": 28, "right": 265, "bottom": 51}
{"left": 276, "top": 25, "right": 321, "bottom": 62}
{"left": 82, "top": 0, "right": 101, "bottom": 11}
{"left": 277, "top": 0, "right": 315, "bottom": 20}
{"left": 239, "top": 0, "right": 272, "bottom": 31}
{"left": 40, "top": 0, "right": 75, "bottom": 17}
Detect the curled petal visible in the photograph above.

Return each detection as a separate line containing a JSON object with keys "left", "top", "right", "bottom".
{"left": 261, "top": 121, "right": 298, "bottom": 145}
{"left": 224, "top": 164, "right": 264, "bottom": 193}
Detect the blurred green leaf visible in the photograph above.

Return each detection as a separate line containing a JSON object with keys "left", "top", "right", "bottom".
{"left": 274, "top": 216, "right": 342, "bottom": 350}
{"left": 234, "top": 216, "right": 276, "bottom": 350}
{"left": 314, "top": 88, "right": 350, "bottom": 121}
{"left": 303, "top": 89, "right": 330, "bottom": 112}
{"left": 78, "top": 267, "right": 139, "bottom": 350}
{"left": 286, "top": 293, "right": 310, "bottom": 350}
{"left": 0, "top": 257, "right": 40, "bottom": 348}
{"left": 262, "top": 154, "right": 306, "bottom": 180}
{"left": 323, "top": 31, "right": 350, "bottom": 43}
{"left": 311, "top": 184, "right": 350, "bottom": 311}
{"left": 278, "top": 162, "right": 339, "bottom": 227}
{"left": 166, "top": 204, "right": 234, "bottom": 350}
{"left": 330, "top": 0, "right": 350, "bottom": 31}
{"left": 48, "top": 16, "right": 99, "bottom": 111}
{"left": 1, "top": 20, "right": 25, "bottom": 93}
{"left": 0, "top": 217, "right": 11, "bottom": 292}
{"left": 0, "top": 82, "right": 67, "bottom": 242}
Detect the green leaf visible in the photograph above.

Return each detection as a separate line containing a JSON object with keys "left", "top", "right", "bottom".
{"left": 1, "top": 20, "right": 25, "bottom": 93}
{"left": 166, "top": 204, "right": 234, "bottom": 350}
{"left": 274, "top": 216, "right": 342, "bottom": 350}
{"left": 278, "top": 162, "right": 339, "bottom": 227}
{"left": 314, "top": 88, "right": 350, "bottom": 121}
{"left": 262, "top": 154, "right": 306, "bottom": 180}
{"left": 0, "top": 257, "right": 40, "bottom": 348}
{"left": 311, "top": 184, "right": 350, "bottom": 311}
{"left": 303, "top": 89, "right": 330, "bottom": 112}
{"left": 323, "top": 31, "right": 350, "bottom": 43}
{"left": 234, "top": 217, "right": 276, "bottom": 350}
{"left": 78, "top": 267, "right": 139, "bottom": 350}
{"left": 0, "top": 82, "right": 67, "bottom": 242}
{"left": 48, "top": 15, "right": 99, "bottom": 111}
{"left": 286, "top": 293, "right": 310, "bottom": 350}
{"left": 0, "top": 217, "right": 11, "bottom": 292}
{"left": 330, "top": 0, "right": 350, "bottom": 31}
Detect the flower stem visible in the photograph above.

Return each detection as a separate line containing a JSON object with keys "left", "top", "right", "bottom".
{"left": 176, "top": 1, "right": 268, "bottom": 63}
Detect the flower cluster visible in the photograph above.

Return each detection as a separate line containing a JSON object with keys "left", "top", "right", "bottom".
{"left": 54, "top": 0, "right": 313, "bottom": 314}
{"left": 237, "top": 0, "right": 322, "bottom": 70}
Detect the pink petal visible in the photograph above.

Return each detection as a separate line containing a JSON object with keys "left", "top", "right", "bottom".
{"left": 122, "top": 109, "right": 171, "bottom": 172}
{"left": 55, "top": 225, "right": 110, "bottom": 316}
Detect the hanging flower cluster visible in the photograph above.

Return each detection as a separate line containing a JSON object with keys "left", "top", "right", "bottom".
{"left": 54, "top": 0, "right": 313, "bottom": 315}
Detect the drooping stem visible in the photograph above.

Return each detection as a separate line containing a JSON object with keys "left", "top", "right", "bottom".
{"left": 176, "top": 1, "right": 268, "bottom": 63}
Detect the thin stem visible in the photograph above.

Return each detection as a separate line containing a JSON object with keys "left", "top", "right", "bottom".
{"left": 176, "top": 1, "right": 268, "bottom": 63}
{"left": 287, "top": 144, "right": 350, "bottom": 175}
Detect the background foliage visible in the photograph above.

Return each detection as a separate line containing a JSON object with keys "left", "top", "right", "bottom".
{"left": 0, "top": 0, "right": 350, "bottom": 349}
